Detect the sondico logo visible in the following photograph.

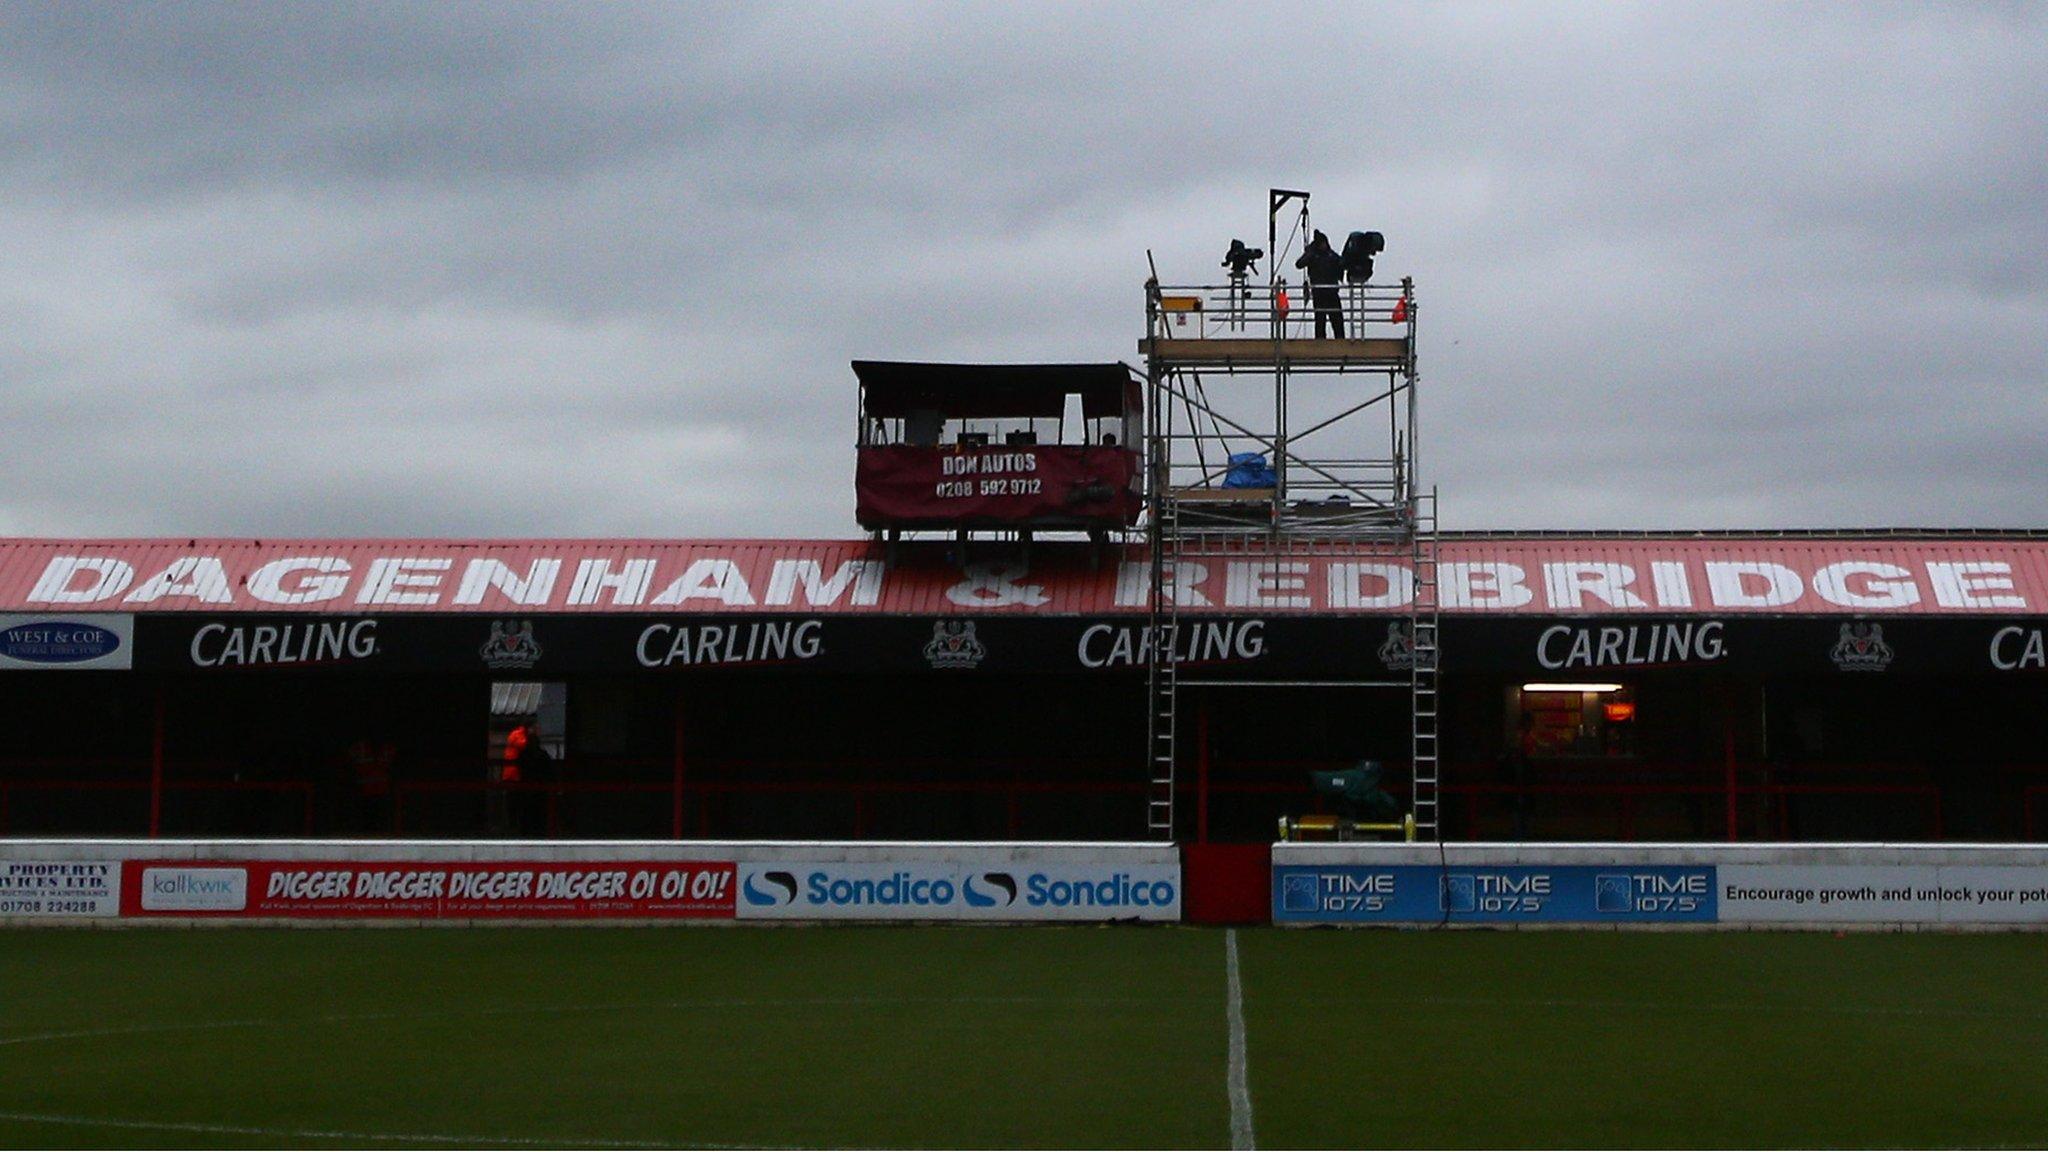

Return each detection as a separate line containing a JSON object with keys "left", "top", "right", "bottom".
{"left": 140, "top": 867, "right": 248, "bottom": 912}
{"left": 741, "top": 870, "right": 799, "bottom": 907}
{"left": 1024, "top": 874, "right": 1176, "bottom": 909}
{"left": 740, "top": 867, "right": 1175, "bottom": 911}
{"left": 963, "top": 872, "right": 1017, "bottom": 908}
{"left": 806, "top": 871, "right": 959, "bottom": 907}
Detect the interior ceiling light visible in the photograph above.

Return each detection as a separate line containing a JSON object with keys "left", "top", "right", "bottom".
{"left": 1520, "top": 682, "right": 1624, "bottom": 694}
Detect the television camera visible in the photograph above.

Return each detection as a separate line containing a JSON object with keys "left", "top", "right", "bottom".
{"left": 1278, "top": 759, "right": 1415, "bottom": 841}
{"left": 1221, "top": 239, "right": 1264, "bottom": 278}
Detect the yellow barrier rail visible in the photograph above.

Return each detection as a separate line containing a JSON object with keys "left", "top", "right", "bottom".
{"left": 1277, "top": 812, "right": 1417, "bottom": 843}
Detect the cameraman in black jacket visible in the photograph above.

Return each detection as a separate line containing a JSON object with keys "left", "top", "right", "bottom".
{"left": 1294, "top": 230, "right": 1346, "bottom": 339}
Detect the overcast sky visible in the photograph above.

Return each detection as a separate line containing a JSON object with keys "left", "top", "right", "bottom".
{"left": 3, "top": 3, "right": 2043, "bottom": 540}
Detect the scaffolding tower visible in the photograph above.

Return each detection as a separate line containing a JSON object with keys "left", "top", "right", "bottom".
{"left": 1140, "top": 192, "right": 1439, "bottom": 841}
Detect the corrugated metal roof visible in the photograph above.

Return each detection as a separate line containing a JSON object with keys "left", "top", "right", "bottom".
{"left": 3, "top": 534, "right": 2046, "bottom": 617}
{"left": 854, "top": 361, "right": 1137, "bottom": 419}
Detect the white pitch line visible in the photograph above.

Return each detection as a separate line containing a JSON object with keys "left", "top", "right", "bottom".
{"left": 1256, "top": 992, "right": 2048, "bottom": 1022}
{"left": 1225, "top": 928, "right": 1255, "bottom": 1151}
{"left": 0, "top": 1109, "right": 754, "bottom": 1149}
{"left": 0, "top": 991, "right": 1168, "bottom": 1147}
{"left": 0, "top": 993, "right": 1162, "bottom": 1051}
{"left": 0, "top": 1018, "right": 271, "bottom": 1049}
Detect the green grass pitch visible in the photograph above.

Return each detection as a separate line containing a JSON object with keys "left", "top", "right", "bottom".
{"left": 2, "top": 926, "right": 2044, "bottom": 1148}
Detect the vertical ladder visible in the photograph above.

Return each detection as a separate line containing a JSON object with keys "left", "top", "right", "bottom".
{"left": 1143, "top": 344, "right": 1178, "bottom": 840}
{"left": 1409, "top": 487, "right": 1441, "bottom": 839}
{"left": 1145, "top": 497, "right": 1179, "bottom": 837}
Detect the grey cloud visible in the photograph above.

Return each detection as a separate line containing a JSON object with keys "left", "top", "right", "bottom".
{"left": 1, "top": 2, "right": 2044, "bottom": 539}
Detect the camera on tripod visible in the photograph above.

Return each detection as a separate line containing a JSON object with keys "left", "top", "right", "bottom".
{"left": 1341, "top": 230, "right": 1384, "bottom": 284}
{"left": 1221, "top": 239, "right": 1264, "bottom": 278}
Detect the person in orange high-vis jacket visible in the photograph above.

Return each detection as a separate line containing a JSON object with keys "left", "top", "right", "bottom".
{"left": 501, "top": 723, "right": 530, "bottom": 785}
{"left": 489, "top": 722, "right": 533, "bottom": 835}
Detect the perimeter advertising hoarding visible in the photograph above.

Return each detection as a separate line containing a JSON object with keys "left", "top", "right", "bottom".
{"left": 118, "top": 860, "right": 735, "bottom": 920}
{"left": 1719, "top": 865, "right": 2048, "bottom": 924}
{"left": 0, "top": 843, "right": 1180, "bottom": 924}
{"left": 1273, "top": 849, "right": 2048, "bottom": 927}
{"left": 94, "top": 848, "right": 1179, "bottom": 922}
{"left": 0, "top": 859, "right": 119, "bottom": 917}
{"left": 735, "top": 860, "right": 1182, "bottom": 922}
{"left": 1272, "top": 864, "right": 1716, "bottom": 925}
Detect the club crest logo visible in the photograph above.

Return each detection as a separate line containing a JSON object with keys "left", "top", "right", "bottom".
{"left": 1829, "top": 622, "right": 1893, "bottom": 672}
{"left": 923, "top": 620, "right": 987, "bottom": 670}
{"left": 480, "top": 619, "right": 542, "bottom": 670}
{"left": 1377, "top": 620, "right": 1417, "bottom": 671}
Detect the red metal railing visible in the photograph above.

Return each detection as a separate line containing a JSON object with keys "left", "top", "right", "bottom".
{"left": 1444, "top": 780, "right": 1945, "bottom": 842}
{"left": 390, "top": 774, "right": 1154, "bottom": 840}
{"left": 383, "top": 756, "right": 1979, "bottom": 842}
{"left": 0, "top": 777, "right": 315, "bottom": 836}
{"left": 0, "top": 755, "right": 2037, "bottom": 842}
{"left": 2025, "top": 786, "right": 2048, "bottom": 840}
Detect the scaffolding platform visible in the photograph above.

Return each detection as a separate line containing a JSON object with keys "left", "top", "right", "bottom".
{"left": 1139, "top": 192, "right": 1439, "bottom": 843}
{"left": 1138, "top": 336, "right": 1409, "bottom": 370}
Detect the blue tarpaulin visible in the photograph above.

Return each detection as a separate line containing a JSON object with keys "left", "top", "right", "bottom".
{"left": 1223, "top": 452, "right": 1276, "bottom": 488}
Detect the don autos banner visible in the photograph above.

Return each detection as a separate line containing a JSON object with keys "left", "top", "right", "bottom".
{"left": 854, "top": 445, "right": 1141, "bottom": 528}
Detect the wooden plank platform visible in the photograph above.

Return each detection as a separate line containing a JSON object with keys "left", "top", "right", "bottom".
{"left": 1138, "top": 336, "right": 1408, "bottom": 367}
{"left": 1169, "top": 486, "right": 1275, "bottom": 504}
